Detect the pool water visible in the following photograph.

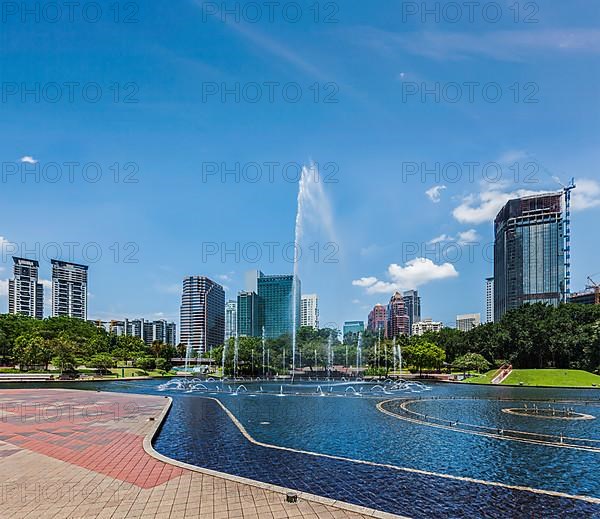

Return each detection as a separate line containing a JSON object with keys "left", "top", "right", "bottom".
{"left": 31, "top": 378, "right": 600, "bottom": 518}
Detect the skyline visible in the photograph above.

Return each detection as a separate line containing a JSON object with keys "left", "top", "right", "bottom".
{"left": 1, "top": 0, "right": 599, "bottom": 328}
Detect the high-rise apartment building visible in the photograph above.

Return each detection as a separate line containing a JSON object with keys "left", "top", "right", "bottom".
{"left": 485, "top": 277, "right": 494, "bottom": 323}
{"left": 402, "top": 290, "right": 421, "bottom": 335}
{"left": 456, "top": 313, "right": 481, "bottom": 332}
{"left": 386, "top": 292, "right": 410, "bottom": 338}
{"left": 367, "top": 304, "right": 386, "bottom": 333}
{"left": 257, "top": 273, "right": 301, "bottom": 339}
{"left": 300, "top": 294, "right": 319, "bottom": 329}
{"left": 8, "top": 257, "right": 44, "bottom": 319}
{"left": 180, "top": 276, "right": 225, "bottom": 353}
{"left": 225, "top": 300, "right": 237, "bottom": 343}
{"left": 51, "top": 260, "right": 88, "bottom": 319}
{"left": 412, "top": 318, "right": 443, "bottom": 336}
{"left": 91, "top": 318, "right": 176, "bottom": 345}
{"left": 494, "top": 193, "right": 565, "bottom": 321}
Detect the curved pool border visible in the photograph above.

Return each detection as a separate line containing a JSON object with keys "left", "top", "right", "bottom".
{"left": 378, "top": 397, "right": 600, "bottom": 453}
{"left": 145, "top": 395, "right": 600, "bottom": 509}
{"left": 142, "top": 395, "right": 405, "bottom": 519}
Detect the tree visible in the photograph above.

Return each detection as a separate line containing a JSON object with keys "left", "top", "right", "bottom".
{"left": 404, "top": 340, "right": 446, "bottom": 376}
{"left": 453, "top": 353, "right": 491, "bottom": 374}
{"left": 88, "top": 353, "right": 116, "bottom": 373}
{"left": 13, "top": 335, "right": 51, "bottom": 371}
{"left": 50, "top": 336, "right": 79, "bottom": 373}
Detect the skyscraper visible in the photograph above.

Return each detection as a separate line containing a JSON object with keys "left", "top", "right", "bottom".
{"left": 237, "top": 291, "right": 260, "bottom": 337}
{"left": 402, "top": 290, "right": 421, "bottom": 336}
{"left": 300, "top": 294, "right": 319, "bottom": 329}
{"left": 51, "top": 260, "right": 88, "bottom": 319}
{"left": 494, "top": 193, "right": 565, "bottom": 321}
{"left": 8, "top": 257, "right": 44, "bottom": 319}
{"left": 367, "top": 304, "right": 386, "bottom": 333}
{"left": 180, "top": 276, "right": 225, "bottom": 354}
{"left": 257, "top": 273, "right": 300, "bottom": 339}
{"left": 386, "top": 292, "right": 410, "bottom": 338}
{"left": 456, "top": 313, "right": 481, "bottom": 332}
{"left": 343, "top": 320, "right": 364, "bottom": 339}
{"left": 485, "top": 277, "right": 494, "bottom": 323}
{"left": 225, "top": 300, "right": 237, "bottom": 342}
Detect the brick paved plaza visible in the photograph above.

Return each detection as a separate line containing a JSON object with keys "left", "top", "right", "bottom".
{"left": 0, "top": 389, "right": 394, "bottom": 519}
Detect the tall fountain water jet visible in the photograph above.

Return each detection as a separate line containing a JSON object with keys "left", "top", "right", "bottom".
{"left": 327, "top": 333, "right": 333, "bottom": 379}
{"left": 184, "top": 340, "right": 192, "bottom": 373}
{"left": 233, "top": 333, "right": 239, "bottom": 380}
{"left": 291, "top": 163, "right": 337, "bottom": 383}
{"left": 261, "top": 326, "right": 266, "bottom": 378}
{"left": 221, "top": 337, "right": 229, "bottom": 387}
{"left": 356, "top": 332, "right": 362, "bottom": 377}
{"left": 392, "top": 337, "right": 397, "bottom": 373}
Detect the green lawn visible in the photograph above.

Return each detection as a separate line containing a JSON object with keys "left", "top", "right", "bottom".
{"left": 464, "top": 370, "right": 497, "bottom": 384}
{"left": 465, "top": 369, "right": 600, "bottom": 387}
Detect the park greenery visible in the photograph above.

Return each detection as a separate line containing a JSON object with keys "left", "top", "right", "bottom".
{"left": 0, "top": 314, "right": 177, "bottom": 375}
{"left": 0, "top": 302, "right": 599, "bottom": 378}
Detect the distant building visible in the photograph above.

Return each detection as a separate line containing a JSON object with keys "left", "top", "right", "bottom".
{"left": 51, "top": 259, "right": 88, "bottom": 319}
{"left": 237, "top": 291, "right": 260, "bottom": 337}
{"left": 412, "top": 318, "right": 443, "bottom": 336}
{"left": 367, "top": 304, "right": 386, "bottom": 333}
{"left": 257, "top": 273, "right": 301, "bottom": 339}
{"left": 494, "top": 192, "right": 564, "bottom": 321}
{"left": 300, "top": 294, "right": 319, "bottom": 329}
{"left": 245, "top": 270, "right": 262, "bottom": 293}
{"left": 90, "top": 318, "right": 176, "bottom": 345}
{"left": 343, "top": 320, "right": 364, "bottom": 339}
{"left": 8, "top": 257, "right": 44, "bottom": 319}
{"left": 485, "top": 277, "right": 494, "bottom": 323}
{"left": 402, "top": 290, "right": 421, "bottom": 336}
{"left": 569, "top": 290, "right": 600, "bottom": 305}
{"left": 180, "top": 276, "right": 225, "bottom": 353}
{"left": 456, "top": 313, "right": 481, "bottom": 332}
{"left": 225, "top": 300, "right": 237, "bottom": 342}
{"left": 386, "top": 292, "right": 410, "bottom": 338}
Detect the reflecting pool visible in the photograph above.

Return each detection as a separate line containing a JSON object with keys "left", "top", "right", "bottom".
{"left": 31, "top": 378, "right": 600, "bottom": 518}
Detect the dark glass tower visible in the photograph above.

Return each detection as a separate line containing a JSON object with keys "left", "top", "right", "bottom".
{"left": 237, "top": 291, "right": 260, "bottom": 337}
{"left": 180, "top": 276, "right": 225, "bottom": 353}
{"left": 257, "top": 273, "right": 301, "bottom": 339}
{"left": 493, "top": 193, "right": 565, "bottom": 321}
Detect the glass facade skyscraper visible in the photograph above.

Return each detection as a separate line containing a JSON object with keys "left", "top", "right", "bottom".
{"left": 237, "top": 291, "right": 260, "bottom": 337}
{"left": 257, "top": 273, "right": 301, "bottom": 339}
{"left": 494, "top": 193, "right": 565, "bottom": 321}
{"left": 402, "top": 290, "right": 421, "bottom": 336}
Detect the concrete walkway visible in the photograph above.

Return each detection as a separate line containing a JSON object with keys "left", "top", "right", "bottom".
{"left": 0, "top": 389, "right": 391, "bottom": 519}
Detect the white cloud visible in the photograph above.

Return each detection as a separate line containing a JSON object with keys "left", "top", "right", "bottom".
{"left": 0, "top": 279, "right": 7, "bottom": 297}
{"left": 351, "top": 299, "right": 360, "bottom": 304}
{"left": 20, "top": 156, "right": 38, "bottom": 164}
{"left": 425, "top": 185, "right": 447, "bottom": 203}
{"left": 428, "top": 234, "right": 453, "bottom": 245}
{"left": 571, "top": 179, "right": 600, "bottom": 211}
{"left": 365, "top": 28, "right": 600, "bottom": 62}
{"left": 352, "top": 258, "right": 458, "bottom": 294}
{"left": 452, "top": 187, "right": 547, "bottom": 224}
{"left": 456, "top": 229, "right": 480, "bottom": 244}
{"left": 428, "top": 229, "right": 480, "bottom": 245}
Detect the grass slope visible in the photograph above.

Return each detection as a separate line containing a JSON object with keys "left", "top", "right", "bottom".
{"left": 465, "top": 369, "right": 600, "bottom": 387}
{"left": 503, "top": 369, "right": 600, "bottom": 387}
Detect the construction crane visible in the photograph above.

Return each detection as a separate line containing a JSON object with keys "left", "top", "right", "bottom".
{"left": 540, "top": 165, "right": 576, "bottom": 303}
{"left": 586, "top": 276, "right": 600, "bottom": 305}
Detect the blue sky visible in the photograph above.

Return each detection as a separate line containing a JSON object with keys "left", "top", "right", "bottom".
{"left": 1, "top": 0, "right": 599, "bottom": 329}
